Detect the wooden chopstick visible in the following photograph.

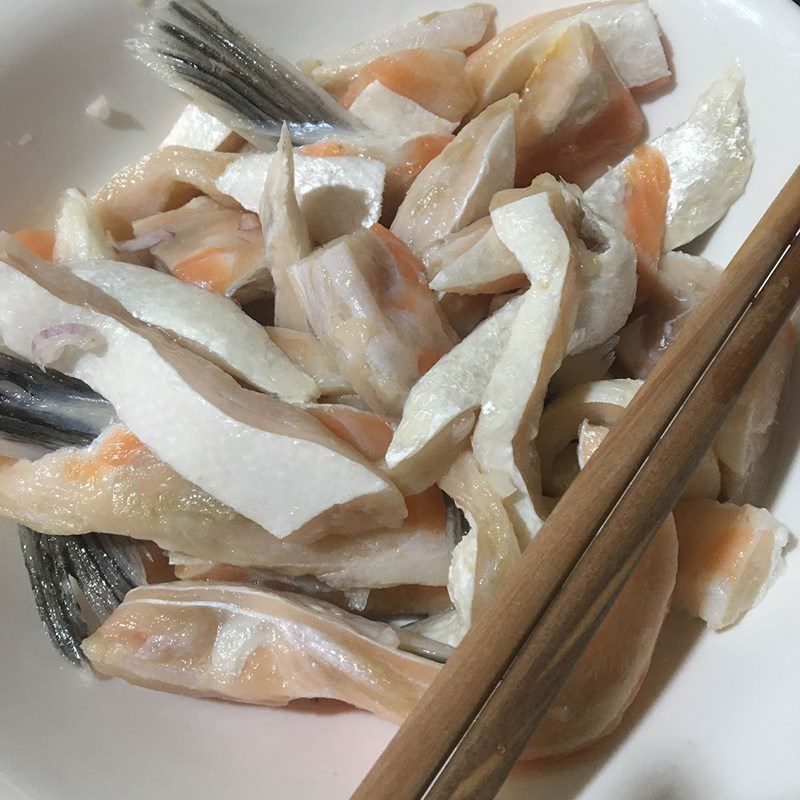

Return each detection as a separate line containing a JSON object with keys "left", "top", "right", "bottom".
{"left": 352, "top": 166, "right": 800, "bottom": 800}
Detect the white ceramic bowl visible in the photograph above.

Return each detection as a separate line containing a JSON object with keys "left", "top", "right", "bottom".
{"left": 1, "top": 1, "right": 800, "bottom": 798}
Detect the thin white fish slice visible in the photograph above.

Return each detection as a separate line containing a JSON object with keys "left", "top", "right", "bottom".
{"left": 421, "top": 216, "right": 494, "bottom": 281}
{"left": 65, "top": 259, "right": 319, "bottom": 402}
{"left": 261, "top": 127, "right": 312, "bottom": 330}
{"left": 348, "top": 81, "right": 459, "bottom": 137}
{"left": 714, "top": 325, "right": 794, "bottom": 504}
{"left": 466, "top": 0, "right": 670, "bottom": 116}
{"left": 429, "top": 225, "right": 522, "bottom": 295}
{"left": 160, "top": 103, "right": 241, "bottom": 152}
{"left": 53, "top": 189, "right": 117, "bottom": 265}
{"left": 585, "top": 64, "right": 755, "bottom": 252}
{"left": 472, "top": 190, "right": 580, "bottom": 545}
{"left": 0, "top": 236, "right": 405, "bottom": 542}
{"left": 391, "top": 95, "right": 518, "bottom": 259}
{"left": 0, "top": 426, "right": 448, "bottom": 590}
{"left": 385, "top": 295, "right": 523, "bottom": 495}
{"left": 216, "top": 151, "right": 386, "bottom": 244}
{"left": 82, "top": 582, "right": 442, "bottom": 723}
{"left": 309, "top": 4, "right": 496, "bottom": 95}
{"left": 412, "top": 451, "right": 520, "bottom": 646}
{"left": 430, "top": 180, "right": 636, "bottom": 355}
{"left": 567, "top": 190, "right": 637, "bottom": 354}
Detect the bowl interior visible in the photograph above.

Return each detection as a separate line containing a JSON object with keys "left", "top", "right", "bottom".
{"left": 1, "top": 2, "right": 800, "bottom": 798}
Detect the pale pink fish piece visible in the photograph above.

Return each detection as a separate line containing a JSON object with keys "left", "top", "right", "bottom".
{"left": 515, "top": 23, "right": 645, "bottom": 189}
{"left": 82, "top": 582, "right": 441, "bottom": 724}
{"left": 91, "top": 146, "right": 238, "bottom": 239}
{"left": 417, "top": 455, "right": 677, "bottom": 760}
{"left": 299, "top": 133, "right": 455, "bottom": 225}
{"left": 466, "top": 0, "right": 670, "bottom": 117}
{"left": 303, "top": 403, "right": 394, "bottom": 462}
{"left": 585, "top": 66, "right": 753, "bottom": 253}
{"left": 411, "top": 521, "right": 677, "bottom": 758}
{"left": 341, "top": 49, "right": 476, "bottom": 125}
{"left": 170, "top": 558, "right": 451, "bottom": 618}
{"left": 673, "top": 500, "right": 789, "bottom": 630}
{"left": 53, "top": 189, "right": 117, "bottom": 264}
{"left": 390, "top": 95, "right": 518, "bottom": 259}
{"left": 0, "top": 426, "right": 448, "bottom": 591}
{"left": 576, "top": 420, "right": 609, "bottom": 468}
{"left": 347, "top": 81, "right": 459, "bottom": 139}
{"left": 438, "top": 293, "right": 492, "bottom": 340}
{"left": 133, "top": 196, "right": 269, "bottom": 300}
{"left": 421, "top": 216, "right": 494, "bottom": 282}
{"left": 427, "top": 222, "right": 523, "bottom": 296}
{"left": 430, "top": 176, "right": 637, "bottom": 357}
{"left": 47, "top": 196, "right": 311, "bottom": 401}
{"left": 385, "top": 295, "right": 523, "bottom": 496}
{"left": 266, "top": 326, "right": 353, "bottom": 397}
{"left": 308, "top": 4, "right": 496, "bottom": 96}
{"left": 549, "top": 339, "right": 616, "bottom": 398}
{"left": 539, "top": 378, "right": 721, "bottom": 501}
{"left": 538, "top": 378, "right": 642, "bottom": 495}
{"left": 516, "top": 427, "right": 678, "bottom": 760}
{"left": 289, "top": 225, "right": 457, "bottom": 418}
{"left": 616, "top": 252, "right": 792, "bottom": 504}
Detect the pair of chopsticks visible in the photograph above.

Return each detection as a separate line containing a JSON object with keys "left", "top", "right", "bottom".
{"left": 352, "top": 166, "right": 800, "bottom": 800}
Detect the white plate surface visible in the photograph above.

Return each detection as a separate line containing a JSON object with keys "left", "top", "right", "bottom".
{"left": 1, "top": 1, "right": 800, "bottom": 798}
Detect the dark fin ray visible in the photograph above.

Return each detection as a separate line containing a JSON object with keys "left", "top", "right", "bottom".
{"left": 0, "top": 352, "right": 114, "bottom": 453}
{"left": 18, "top": 528, "right": 147, "bottom": 665}
{"left": 127, "top": 0, "right": 360, "bottom": 147}
{"left": 19, "top": 528, "right": 88, "bottom": 664}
